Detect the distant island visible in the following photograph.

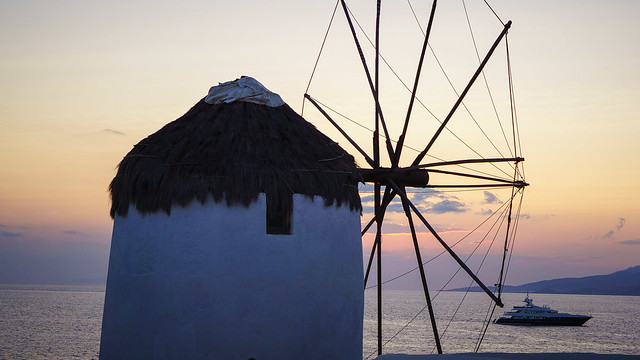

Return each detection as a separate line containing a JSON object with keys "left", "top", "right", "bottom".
{"left": 450, "top": 265, "right": 640, "bottom": 296}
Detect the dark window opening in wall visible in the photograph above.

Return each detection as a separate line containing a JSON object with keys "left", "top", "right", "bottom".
{"left": 266, "top": 192, "right": 292, "bottom": 235}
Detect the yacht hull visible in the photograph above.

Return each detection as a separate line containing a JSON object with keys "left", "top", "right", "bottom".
{"left": 494, "top": 316, "right": 591, "bottom": 326}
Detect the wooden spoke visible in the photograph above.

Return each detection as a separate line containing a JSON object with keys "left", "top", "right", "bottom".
{"left": 340, "top": 0, "right": 395, "bottom": 162}
{"left": 387, "top": 179, "right": 504, "bottom": 307}
{"left": 401, "top": 191, "right": 442, "bottom": 354}
{"left": 417, "top": 157, "right": 524, "bottom": 168}
{"left": 304, "top": 94, "right": 375, "bottom": 167}
{"left": 411, "top": 21, "right": 512, "bottom": 167}
{"left": 393, "top": 0, "right": 439, "bottom": 168}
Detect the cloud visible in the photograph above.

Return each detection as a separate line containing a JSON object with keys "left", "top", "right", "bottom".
{"left": 361, "top": 194, "right": 375, "bottom": 203}
{"left": 619, "top": 239, "right": 640, "bottom": 245}
{"left": 361, "top": 190, "right": 445, "bottom": 205}
{"left": 358, "top": 183, "right": 374, "bottom": 193}
{"left": 362, "top": 200, "right": 410, "bottom": 215}
{"left": 359, "top": 189, "right": 465, "bottom": 215}
{"left": 386, "top": 202, "right": 406, "bottom": 214}
{"left": 410, "top": 190, "right": 447, "bottom": 202}
{"left": 64, "top": 230, "right": 82, "bottom": 235}
{"left": 102, "top": 128, "right": 125, "bottom": 135}
{"left": 483, "top": 191, "right": 501, "bottom": 204}
{"left": 0, "top": 230, "right": 23, "bottom": 238}
{"left": 602, "top": 217, "right": 626, "bottom": 240}
{"left": 427, "top": 200, "right": 466, "bottom": 214}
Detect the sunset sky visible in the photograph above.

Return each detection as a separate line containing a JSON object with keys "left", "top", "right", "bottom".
{"left": 1, "top": 0, "right": 638, "bottom": 288}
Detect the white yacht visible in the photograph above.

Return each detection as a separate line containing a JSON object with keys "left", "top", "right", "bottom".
{"left": 494, "top": 295, "right": 592, "bottom": 326}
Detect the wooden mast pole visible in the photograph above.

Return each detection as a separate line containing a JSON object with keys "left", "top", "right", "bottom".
{"left": 374, "top": 1, "right": 383, "bottom": 355}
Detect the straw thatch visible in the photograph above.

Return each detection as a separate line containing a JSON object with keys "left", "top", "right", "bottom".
{"left": 109, "top": 99, "right": 362, "bottom": 218}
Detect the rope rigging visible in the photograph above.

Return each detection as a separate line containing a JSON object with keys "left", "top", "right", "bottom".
{"left": 302, "top": 0, "right": 340, "bottom": 117}
{"left": 363, "top": 185, "right": 524, "bottom": 356}
{"left": 305, "top": 1, "right": 518, "bottom": 181}
{"left": 411, "top": 0, "right": 515, "bottom": 163}
{"left": 364, "top": 189, "right": 520, "bottom": 290}
{"left": 303, "top": 0, "right": 527, "bottom": 355}
{"left": 462, "top": 0, "right": 515, "bottom": 159}
{"left": 306, "top": 94, "right": 517, "bottom": 182}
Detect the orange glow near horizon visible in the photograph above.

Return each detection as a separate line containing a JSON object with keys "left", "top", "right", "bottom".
{"left": 1, "top": 0, "right": 639, "bottom": 284}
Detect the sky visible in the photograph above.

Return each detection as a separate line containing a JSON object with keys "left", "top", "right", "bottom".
{"left": 0, "top": 0, "right": 639, "bottom": 288}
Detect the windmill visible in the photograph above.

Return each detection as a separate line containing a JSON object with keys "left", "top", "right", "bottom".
{"left": 303, "top": 0, "right": 528, "bottom": 355}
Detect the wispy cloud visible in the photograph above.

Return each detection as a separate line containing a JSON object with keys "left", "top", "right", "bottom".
{"left": 386, "top": 202, "right": 405, "bottom": 214}
{"left": 0, "top": 230, "right": 23, "bottom": 238}
{"left": 360, "top": 189, "right": 459, "bottom": 215}
{"left": 603, "top": 217, "right": 626, "bottom": 240}
{"left": 483, "top": 191, "right": 502, "bottom": 204}
{"left": 410, "top": 190, "right": 448, "bottom": 202}
{"left": 102, "top": 129, "right": 125, "bottom": 136}
{"left": 360, "top": 188, "right": 468, "bottom": 215}
{"left": 410, "top": 192, "right": 467, "bottom": 214}
{"left": 361, "top": 194, "right": 375, "bottom": 203}
{"left": 64, "top": 230, "right": 82, "bottom": 235}
{"left": 619, "top": 239, "right": 640, "bottom": 245}
{"left": 427, "top": 200, "right": 466, "bottom": 214}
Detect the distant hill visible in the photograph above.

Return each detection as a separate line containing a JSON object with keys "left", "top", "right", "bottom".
{"left": 450, "top": 265, "right": 640, "bottom": 296}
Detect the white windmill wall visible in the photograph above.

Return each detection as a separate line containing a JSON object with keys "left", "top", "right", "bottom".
{"left": 100, "top": 194, "right": 363, "bottom": 360}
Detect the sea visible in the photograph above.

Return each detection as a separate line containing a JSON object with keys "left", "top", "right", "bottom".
{"left": 0, "top": 285, "right": 638, "bottom": 360}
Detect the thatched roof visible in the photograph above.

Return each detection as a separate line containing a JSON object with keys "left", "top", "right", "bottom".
{"left": 109, "top": 98, "right": 362, "bottom": 218}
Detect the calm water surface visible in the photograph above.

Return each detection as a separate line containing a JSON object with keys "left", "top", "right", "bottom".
{"left": 0, "top": 285, "right": 638, "bottom": 359}
{"left": 0, "top": 285, "right": 104, "bottom": 360}
{"left": 363, "top": 290, "right": 640, "bottom": 358}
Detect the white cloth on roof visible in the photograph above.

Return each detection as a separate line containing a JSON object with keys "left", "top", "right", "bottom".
{"left": 204, "top": 76, "right": 285, "bottom": 107}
